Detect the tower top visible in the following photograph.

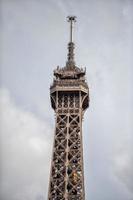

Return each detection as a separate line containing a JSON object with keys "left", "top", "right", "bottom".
{"left": 67, "top": 16, "right": 76, "bottom": 43}
{"left": 52, "top": 16, "right": 87, "bottom": 81}
{"left": 50, "top": 16, "right": 89, "bottom": 109}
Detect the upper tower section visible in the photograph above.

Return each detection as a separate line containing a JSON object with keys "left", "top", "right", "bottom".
{"left": 50, "top": 16, "right": 89, "bottom": 111}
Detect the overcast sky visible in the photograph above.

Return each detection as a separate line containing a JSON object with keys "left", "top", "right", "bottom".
{"left": 0, "top": 0, "right": 133, "bottom": 200}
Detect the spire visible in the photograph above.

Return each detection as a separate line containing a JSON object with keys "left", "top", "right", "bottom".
{"left": 66, "top": 16, "right": 76, "bottom": 69}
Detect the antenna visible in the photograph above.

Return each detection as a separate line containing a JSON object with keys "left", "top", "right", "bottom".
{"left": 67, "top": 16, "right": 76, "bottom": 43}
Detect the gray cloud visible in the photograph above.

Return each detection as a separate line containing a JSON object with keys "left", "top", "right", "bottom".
{"left": 113, "top": 136, "right": 133, "bottom": 194}
{"left": 0, "top": 88, "right": 53, "bottom": 200}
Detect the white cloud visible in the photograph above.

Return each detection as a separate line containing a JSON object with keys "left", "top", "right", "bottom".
{"left": 0, "top": 88, "right": 53, "bottom": 200}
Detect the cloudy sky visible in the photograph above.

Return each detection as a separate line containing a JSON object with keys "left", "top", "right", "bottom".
{"left": 0, "top": 0, "right": 133, "bottom": 200}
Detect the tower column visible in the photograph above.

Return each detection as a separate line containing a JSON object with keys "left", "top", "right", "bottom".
{"left": 48, "top": 16, "right": 89, "bottom": 200}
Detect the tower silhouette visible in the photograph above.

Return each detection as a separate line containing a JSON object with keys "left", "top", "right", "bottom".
{"left": 48, "top": 16, "right": 89, "bottom": 200}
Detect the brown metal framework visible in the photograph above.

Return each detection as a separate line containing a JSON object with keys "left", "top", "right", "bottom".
{"left": 48, "top": 16, "right": 89, "bottom": 200}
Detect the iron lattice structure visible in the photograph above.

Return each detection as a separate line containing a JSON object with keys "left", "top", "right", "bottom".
{"left": 48, "top": 16, "right": 89, "bottom": 200}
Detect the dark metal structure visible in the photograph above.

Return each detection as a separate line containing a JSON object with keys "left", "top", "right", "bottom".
{"left": 48, "top": 16, "right": 89, "bottom": 200}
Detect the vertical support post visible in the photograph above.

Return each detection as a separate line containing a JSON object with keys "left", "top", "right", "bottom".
{"left": 70, "top": 19, "right": 72, "bottom": 43}
{"left": 67, "top": 16, "right": 76, "bottom": 43}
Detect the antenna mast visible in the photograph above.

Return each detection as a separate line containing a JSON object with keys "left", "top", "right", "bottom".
{"left": 66, "top": 16, "right": 77, "bottom": 69}
{"left": 67, "top": 16, "right": 76, "bottom": 42}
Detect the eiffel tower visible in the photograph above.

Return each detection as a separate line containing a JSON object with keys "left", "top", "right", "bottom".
{"left": 48, "top": 16, "right": 89, "bottom": 200}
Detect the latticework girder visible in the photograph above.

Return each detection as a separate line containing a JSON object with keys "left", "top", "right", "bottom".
{"left": 48, "top": 92, "right": 88, "bottom": 200}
